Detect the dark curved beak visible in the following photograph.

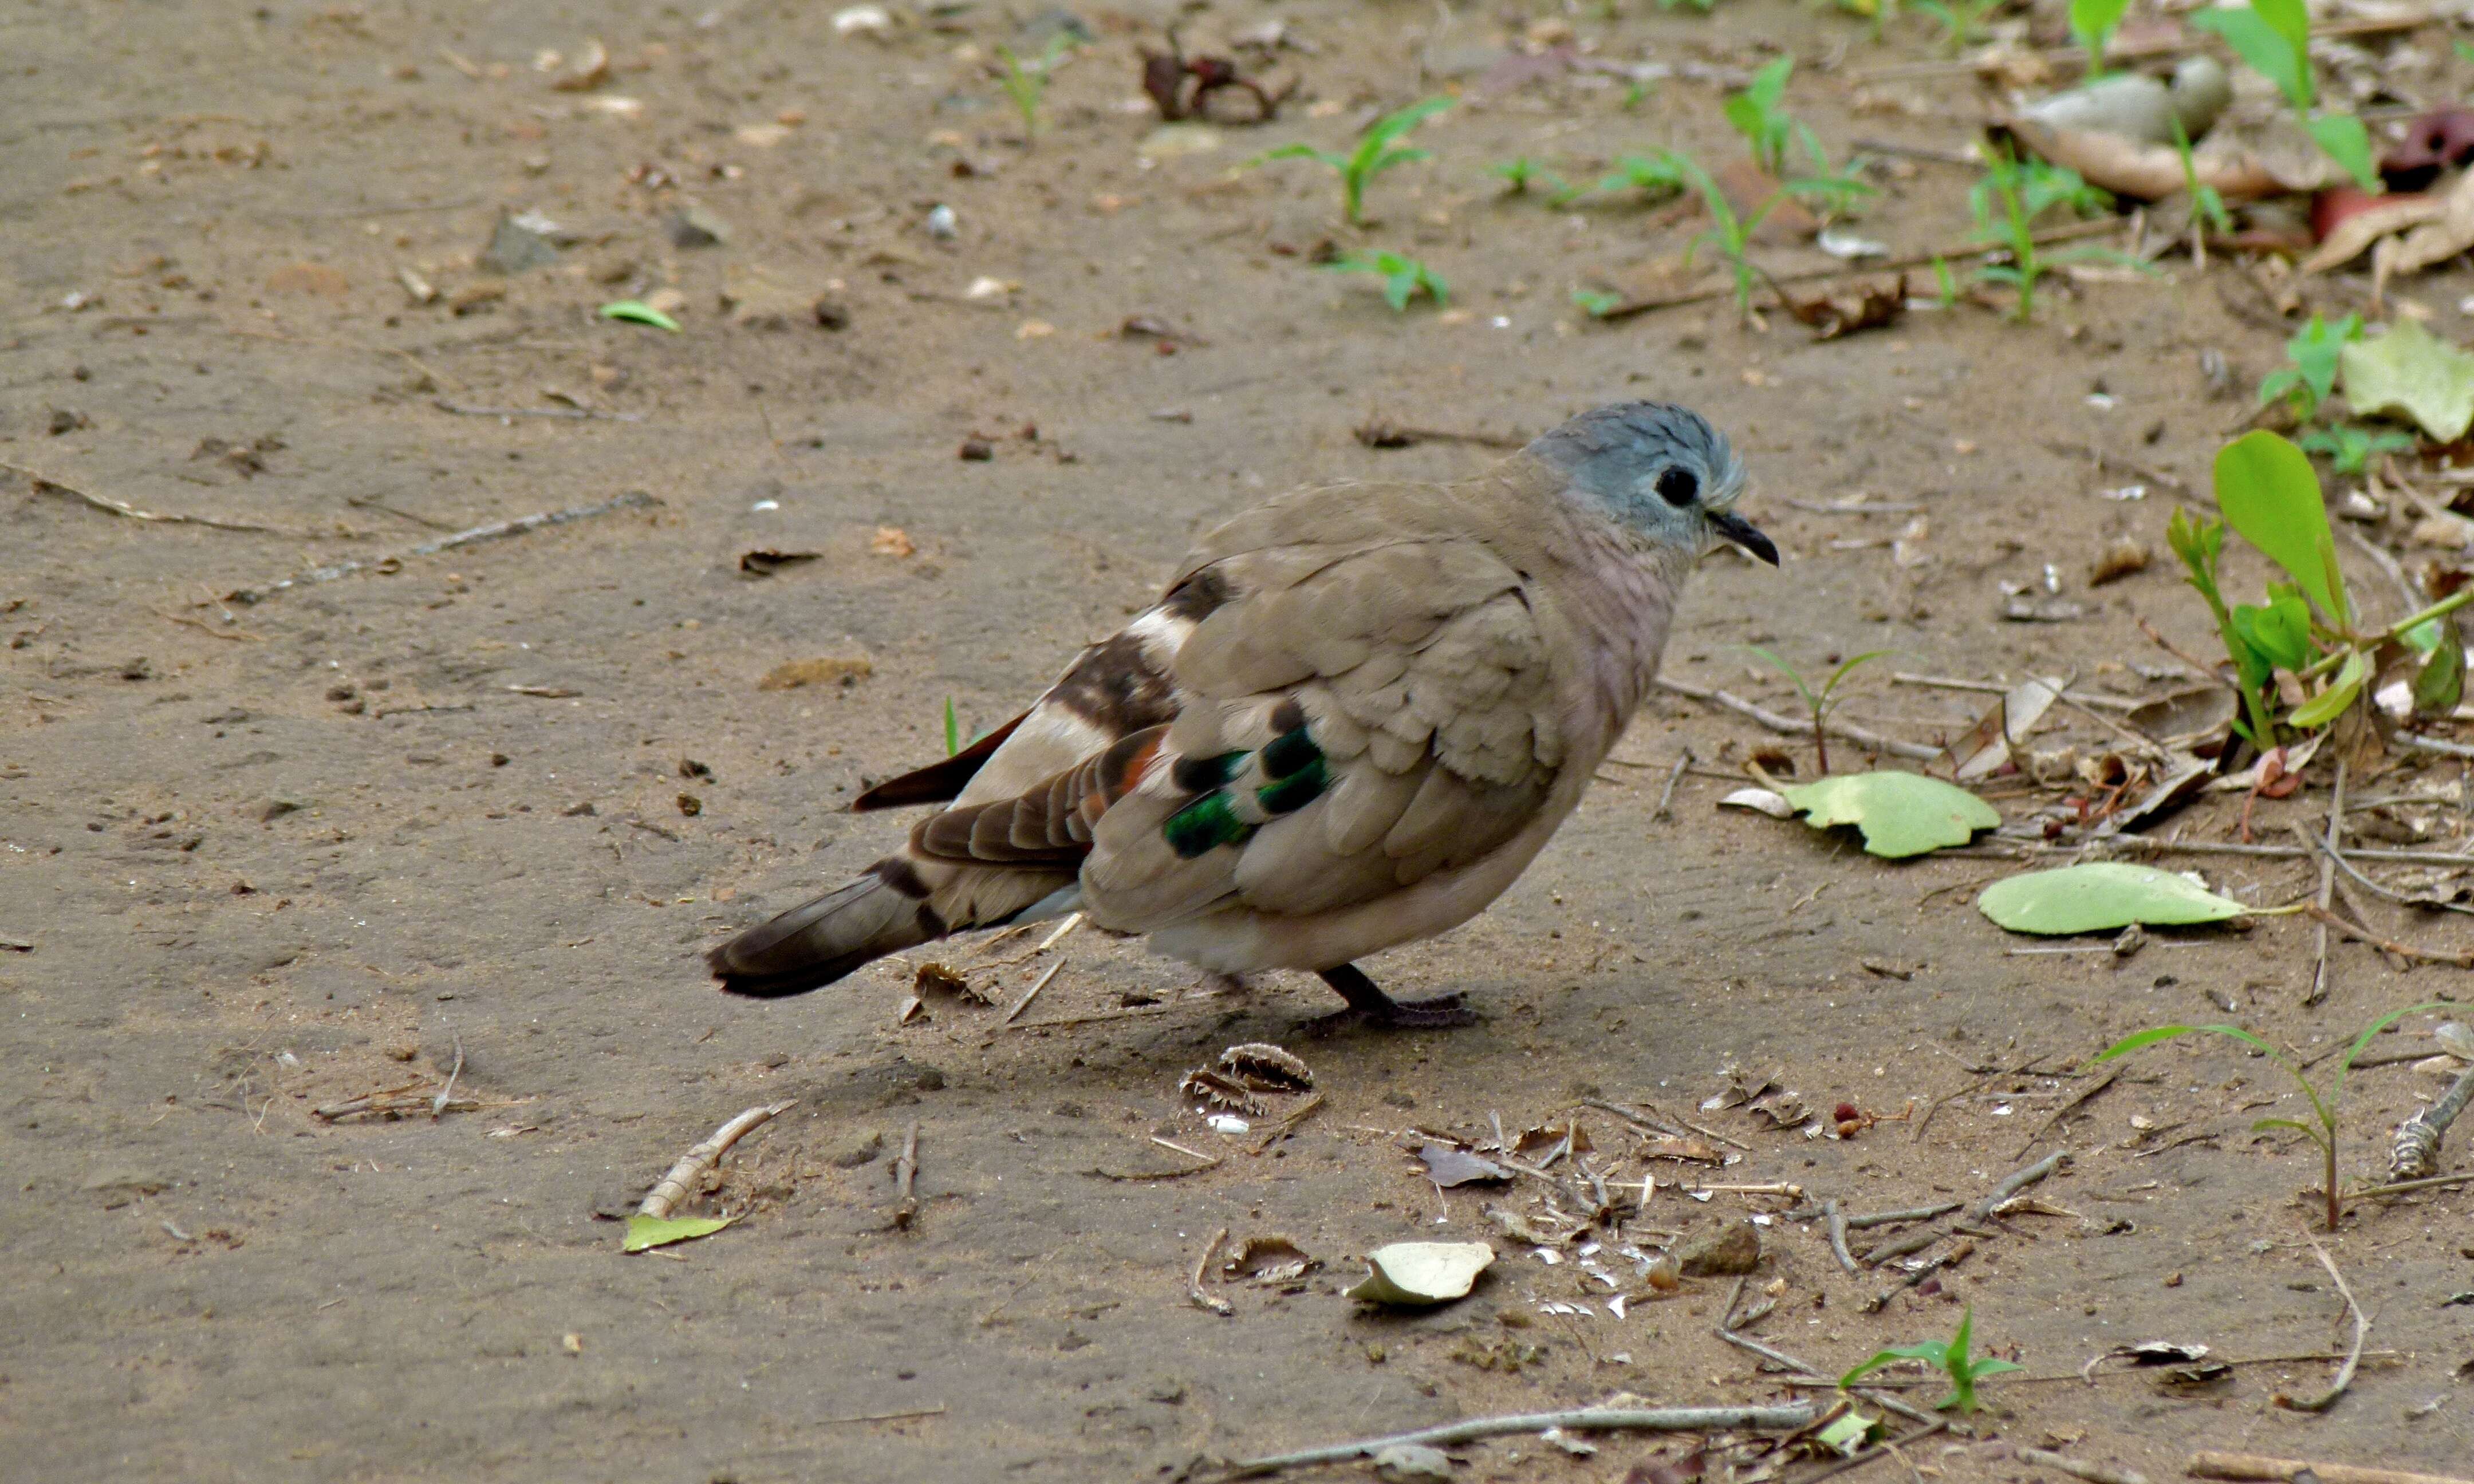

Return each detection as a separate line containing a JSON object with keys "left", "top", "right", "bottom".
{"left": 1711, "top": 510, "right": 1779, "bottom": 567}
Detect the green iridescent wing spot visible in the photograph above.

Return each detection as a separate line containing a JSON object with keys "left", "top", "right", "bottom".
{"left": 1255, "top": 756, "right": 1329, "bottom": 816}
{"left": 1259, "top": 728, "right": 1321, "bottom": 780}
{"left": 1164, "top": 792, "right": 1254, "bottom": 858}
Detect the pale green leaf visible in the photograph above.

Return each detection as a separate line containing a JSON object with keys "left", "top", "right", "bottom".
{"left": 1776, "top": 772, "right": 1999, "bottom": 858}
{"left": 598, "top": 299, "right": 683, "bottom": 332}
{"left": 2340, "top": 317, "right": 2474, "bottom": 444}
{"left": 623, "top": 1212, "right": 738, "bottom": 1252}
{"left": 2288, "top": 649, "right": 2365, "bottom": 729}
{"left": 2305, "top": 112, "right": 2381, "bottom": 192}
{"left": 2215, "top": 431, "right": 2348, "bottom": 628}
{"left": 1345, "top": 1241, "right": 1494, "bottom": 1305}
{"left": 1977, "top": 862, "right": 2247, "bottom": 935}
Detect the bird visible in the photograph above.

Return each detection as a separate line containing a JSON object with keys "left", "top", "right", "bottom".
{"left": 706, "top": 400, "right": 1775, "bottom": 1027}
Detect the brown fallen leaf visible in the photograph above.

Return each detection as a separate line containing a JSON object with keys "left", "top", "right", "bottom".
{"left": 2303, "top": 188, "right": 2447, "bottom": 274}
{"left": 2368, "top": 168, "right": 2474, "bottom": 297}
{"left": 1716, "top": 159, "right": 1817, "bottom": 245}
{"left": 1776, "top": 273, "right": 1905, "bottom": 340}
{"left": 870, "top": 526, "right": 916, "bottom": 557}
{"left": 2000, "top": 116, "right": 2333, "bottom": 202}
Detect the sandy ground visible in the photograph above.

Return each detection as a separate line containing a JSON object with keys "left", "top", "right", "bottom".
{"left": 3, "top": 1, "right": 2471, "bottom": 1480}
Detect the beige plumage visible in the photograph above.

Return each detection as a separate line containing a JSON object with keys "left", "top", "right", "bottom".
{"left": 708, "top": 400, "right": 1772, "bottom": 1026}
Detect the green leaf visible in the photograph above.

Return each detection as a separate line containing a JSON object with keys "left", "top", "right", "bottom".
{"left": 1979, "top": 863, "right": 2248, "bottom": 935}
{"left": 1841, "top": 1341, "right": 1950, "bottom": 1388}
{"left": 1814, "top": 1412, "right": 1882, "bottom": 1457}
{"left": 2191, "top": 6, "right": 2310, "bottom": 109}
{"left": 623, "top": 1213, "right": 738, "bottom": 1252}
{"left": 2330, "top": 999, "right": 2453, "bottom": 1108}
{"left": 598, "top": 299, "right": 681, "bottom": 332}
{"left": 2251, "top": 1116, "right": 2318, "bottom": 1136}
{"left": 2229, "top": 590, "right": 2314, "bottom": 674}
{"left": 1360, "top": 97, "right": 1453, "bottom": 155}
{"left": 1742, "top": 645, "right": 1820, "bottom": 713}
{"left": 1777, "top": 772, "right": 2000, "bottom": 859}
{"left": 943, "top": 697, "right": 960, "bottom": 756}
{"left": 2216, "top": 431, "right": 2349, "bottom": 629}
{"left": 2069, "top": 0, "right": 2130, "bottom": 60}
{"left": 2288, "top": 648, "right": 2365, "bottom": 728}
{"left": 1570, "top": 289, "right": 1621, "bottom": 318}
{"left": 2252, "top": 0, "right": 2313, "bottom": 81}
{"left": 1382, "top": 271, "right": 1415, "bottom": 311}
{"left": 2414, "top": 619, "right": 2464, "bottom": 716}
{"left": 2339, "top": 317, "right": 2474, "bottom": 444}
{"left": 2306, "top": 112, "right": 2381, "bottom": 192}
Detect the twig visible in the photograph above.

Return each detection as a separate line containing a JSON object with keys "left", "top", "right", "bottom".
{"left": 1187, "top": 1226, "right": 1234, "bottom": 1316}
{"left": 313, "top": 1091, "right": 480, "bottom": 1120}
{"left": 1968, "top": 1149, "right": 2067, "bottom": 1222}
{"left": 891, "top": 1120, "right": 921, "bottom": 1229}
{"left": 2188, "top": 1452, "right": 2473, "bottom": 1484}
{"left": 1653, "top": 748, "right": 1692, "bottom": 821}
{"left": 2012, "top": 1444, "right": 2151, "bottom": 1484}
{"left": 2397, "top": 732, "right": 2474, "bottom": 760}
{"left": 2389, "top": 1060, "right": 2474, "bottom": 1179}
{"left": 1594, "top": 220, "right": 2120, "bottom": 319}
{"left": 819, "top": 1404, "right": 948, "bottom": 1426}
{"left": 1716, "top": 1277, "right": 1827, "bottom": 1376}
{"left": 2118, "top": 835, "right": 2474, "bottom": 868}
{"left": 2014, "top": 1069, "right": 2117, "bottom": 1161}
{"left": 1583, "top": 1096, "right": 1750, "bottom": 1151}
{"left": 1843, "top": 1201, "right": 1960, "bottom": 1230}
{"left": 1655, "top": 676, "right": 1941, "bottom": 761}
{"left": 5, "top": 460, "right": 296, "bottom": 535}
{"left": 1152, "top": 1136, "right": 1222, "bottom": 1167}
{"left": 2041, "top": 440, "right": 2189, "bottom": 494}
{"left": 1250, "top": 1092, "right": 1325, "bottom": 1155}
{"left": 2351, "top": 1170, "right": 2474, "bottom": 1199}
{"left": 1823, "top": 1199, "right": 1858, "bottom": 1274}
{"left": 1352, "top": 417, "right": 1527, "bottom": 451}
{"left": 2301, "top": 904, "right": 2474, "bottom": 968}
{"left": 2296, "top": 824, "right": 2474, "bottom": 915}
{"left": 224, "top": 489, "right": 659, "bottom": 605}
{"left": 1798, "top": 1420, "right": 1950, "bottom": 1484}
{"left": 1220, "top": 1404, "right": 1818, "bottom": 1476}
{"left": 430, "top": 1031, "right": 464, "bottom": 1119}
{"left": 1891, "top": 672, "right": 2141, "bottom": 711}
{"left": 1002, "top": 958, "right": 1067, "bottom": 1024}
{"left": 637, "top": 1100, "right": 797, "bottom": 1219}
{"left": 2132, "top": 614, "right": 2229, "bottom": 684}
{"left": 1010, "top": 1002, "right": 1177, "bottom": 1031}
{"left": 2274, "top": 1236, "right": 2365, "bottom": 1413}
{"left": 432, "top": 398, "right": 644, "bottom": 422}
{"left": 2306, "top": 760, "right": 2347, "bottom": 1006}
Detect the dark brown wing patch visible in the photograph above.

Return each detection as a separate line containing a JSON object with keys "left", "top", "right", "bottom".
{"left": 851, "top": 711, "right": 1028, "bottom": 812}
{"left": 1050, "top": 632, "right": 1180, "bottom": 737}
{"left": 912, "top": 725, "right": 1168, "bottom": 869}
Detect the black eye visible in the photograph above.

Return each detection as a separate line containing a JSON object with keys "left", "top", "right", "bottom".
{"left": 1655, "top": 467, "right": 1699, "bottom": 507}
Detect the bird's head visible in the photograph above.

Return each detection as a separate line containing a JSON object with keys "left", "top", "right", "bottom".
{"left": 1526, "top": 400, "right": 1776, "bottom": 567}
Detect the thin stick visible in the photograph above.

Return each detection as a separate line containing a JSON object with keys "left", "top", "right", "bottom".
{"left": 2307, "top": 760, "right": 2346, "bottom": 1006}
{"left": 2352, "top": 1170, "right": 2474, "bottom": 1199}
{"left": 637, "top": 1100, "right": 796, "bottom": 1219}
{"left": 2396, "top": 732, "right": 2474, "bottom": 760}
{"left": 432, "top": 399, "right": 644, "bottom": 422}
{"left": 430, "top": 1032, "right": 464, "bottom": 1120}
{"left": 891, "top": 1121, "right": 921, "bottom": 1229}
{"left": 1797, "top": 1420, "right": 1950, "bottom": 1484}
{"left": 2274, "top": 1237, "right": 2365, "bottom": 1413}
{"left": 1653, "top": 748, "right": 1692, "bottom": 821}
{"left": 1716, "top": 1277, "right": 1827, "bottom": 1376}
{"left": 1843, "top": 1201, "right": 1961, "bottom": 1229}
{"left": 1189, "top": 1226, "right": 1232, "bottom": 1316}
{"left": 1583, "top": 1096, "right": 1751, "bottom": 1151}
{"left": 1222, "top": 1404, "right": 1817, "bottom": 1476}
{"left": 2014, "top": 1069, "right": 2117, "bottom": 1161}
{"left": 5, "top": 460, "right": 297, "bottom": 535}
{"left": 1249, "top": 1092, "right": 1325, "bottom": 1155}
{"left": 2301, "top": 904, "right": 2474, "bottom": 968}
{"left": 2120, "top": 835, "right": 2474, "bottom": 868}
{"left": 2296, "top": 825, "right": 2474, "bottom": 914}
{"left": 224, "top": 488, "right": 659, "bottom": 605}
{"left": 1595, "top": 220, "right": 2119, "bottom": 319}
{"left": 2187, "top": 1452, "right": 2473, "bottom": 1484}
{"left": 1968, "top": 1149, "right": 2068, "bottom": 1223}
{"left": 1891, "top": 672, "right": 2141, "bottom": 710}
{"left": 819, "top": 1404, "right": 948, "bottom": 1426}
{"left": 1823, "top": 1199, "right": 1858, "bottom": 1274}
{"left": 1002, "top": 958, "right": 1067, "bottom": 1024}
{"left": 2014, "top": 1444, "right": 2150, "bottom": 1484}
{"left": 1151, "top": 1136, "right": 1222, "bottom": 1167}
{"left": 1654, "top": 676, "right": 1941, "bottom": 761}
{"left": 2389, "top": 1060, "right": 2474, "bottom": 1179}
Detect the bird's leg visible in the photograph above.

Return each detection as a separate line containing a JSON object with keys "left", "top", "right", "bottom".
{"left": 1315, "top": 964, "right": 1478, "bottom": 1029}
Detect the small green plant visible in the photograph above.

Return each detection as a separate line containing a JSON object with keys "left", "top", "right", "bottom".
{"left": 1570, "top": 288, "right": 1623, "bottom": 318}
{"left": 1914, "top": 0, "right": 2002, "bottom": 55}
{"left": 2170, "top": 116, "right": 2233, "bottom": 238}
{"left": 1329, "top": 249, "right": 1449, "bottom": 311}
{"left": 2068, "top": 0, "right": 2130, "bottom": 77}
{"left": 1743, "top": 646, "right": 1891, "bottom": 774}
{"left": 1490, "top": 156, "right": 1571, "bottom": 199}
{"left": 1254, "top": 96, "right": 1452, "bottom": 226}
{"left": 1723, "top": 56, "right": 1823, "bottom": 177}
{"left": 1929, "top": 254, "right": 1958, "bottom": 307}
{"left": 1663, "top": 149, "right": 1875, "bottom": 323}
{"left": 1591, "top": 153, "right": 1688, "bottom": 203}
{"left": 2093, "top": 1001, "right": 2449, "bottom": 1231}
{"left": 1841, "top": 1308, "right": 2022, "bottom": 1414}
{"left": 2168, "top": 430, "right": 2474, "bottom": 745}
{"left": 2298, "top": 424, "right": 2417, "bottom": 475}
{"left": 1658, "top": 0, "right": 1723, "bottom": 11}
{"left": 992, "top": 33, "right": 1078, "bottom": 141}
{"left": 2257, "top": 313, "right": 2362, "bottom": 423}
{"left": 943, "top": 697, "right": 962, "bottom": 756}
{"left": 2191, "top": 0, "right": 2378, "bottom": 190}
{"left": 1969, "top": 140, "right": 2112, "bottom": 321}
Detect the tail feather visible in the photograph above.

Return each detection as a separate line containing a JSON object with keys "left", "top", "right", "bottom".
{"left": 708, "top": 858, "right": 944, "bottom": 998}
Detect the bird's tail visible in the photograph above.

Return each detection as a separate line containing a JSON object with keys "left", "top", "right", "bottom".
{"left": 706, "top": 857, "right": 946, "bottom": 998}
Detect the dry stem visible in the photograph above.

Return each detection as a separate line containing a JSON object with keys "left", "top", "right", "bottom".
{"left": 637, "top": 1100, "right": 797, "bottom": 1219}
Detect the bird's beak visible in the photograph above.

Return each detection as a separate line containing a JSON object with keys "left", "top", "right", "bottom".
{"left": 1710, "top": 510, "right": 1779, "bottom": 567}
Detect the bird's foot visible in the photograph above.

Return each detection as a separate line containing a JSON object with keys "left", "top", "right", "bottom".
{"left": 1309, "top": 965, "right": 1478, "bottom": 1031}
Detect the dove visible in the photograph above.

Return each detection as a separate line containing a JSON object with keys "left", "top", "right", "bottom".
{"left": 706, "top": 400, "right": 1775, "bottom": 1027}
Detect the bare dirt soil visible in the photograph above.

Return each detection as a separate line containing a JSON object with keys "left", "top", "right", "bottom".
{"left": 4, "top": 2, "right": 2471, "bottom": 1481}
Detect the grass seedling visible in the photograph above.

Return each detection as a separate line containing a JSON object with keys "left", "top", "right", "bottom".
{"left": 1570, "top": 288, "right": 1623, "bottom": 318}
{"left": 2069, "top": 0, "right": 2130, "bottom": 78}
{"left": 992, "top": 33, "right": 1078, "bottom": 141}
{"left": 2298, "top": 424, "right": 2417, "bottom": 475}
{"left": 943, "top": 697, "right": 962, "bottom": 756}
{"left": 2256, "top": 313, "right": 2361, "bottom": 423}
{"left": 1929, "top": 254, "right": 1958, "bottom": 308}
{"left": 1723, "top": 56, "right": 1823, "bottom": 177}
{"left": 1254, "top": 96, "right": 1451, "bottom": 226}
{"left": 1914, "top": 0, "right": 2001, "bottom": 56}
{"left": 1664, "top": 149, "right": 1876, "bottom": 323}
{"left": 1969, "top": 140, "right": 2110, "bottom": 321}
{"left": 2191, "top": 0, "right": 2378, "bottom": 189}
{"left": 2094, "top": 1001, "right": 2449, "bottom": 1231}
{"left": 1841, "top": 1308, "right": 2021, "bottom": 1414}
{"left": 1490, "top": 156, "right": 1571, "bottom": 199}
{"left": 1329, "top": 249, "right": 1448, "bottom": 311}
{"left": 1743, "top": 646, "right": 1891, "bottom": 774}
{"left": 2170, "top": 116, "right": 2232, "bottom": 240}
{"left": 1590, "top": 153, "right": 1688, "bottom": 203}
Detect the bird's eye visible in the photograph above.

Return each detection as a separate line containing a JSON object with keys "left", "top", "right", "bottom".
{"left": 1655, "top": 467, "right": 1699, "bottom": 507}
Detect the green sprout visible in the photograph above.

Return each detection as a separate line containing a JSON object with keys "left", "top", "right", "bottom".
{"left": 1722, "top": 56, "right": 1823, "bottom": 177}
{"left": 1929, "top": 254, "right": 1958, "bottom": 308}
{"left": 2170, "top": 116, "right": 2232, "bottom": 238}
{"left": 1570, "top": 287, "right": 1624, "bottom": 318}
{"left": 1490, "top": 156, "right": 1571, "bottom": 199}
{"left": 1254, "top": 96, "right": 1452, "bottom": 226}
{"left": 1742, "top": 645, "right": 1892, "bottom": 775}
{"left": 992, "top": 33, "right": 1078, "bottom": 142}
{"left": 1329, "top": 249, "right": 1449, "bottom": 311}
{"left": 2257, "top": 313, "right": 2362, "bottom": 423}
{"left": 1663, "top": 149, "right": 1875, "bottom": 324}
{"left": 1590, "top": 153, "right": 1688, "bottom": 203}
{"left": 1969, "top": 140, "right": 2111, "bottom": 321}
{"left": 2191, "top": 0, "right": 2378, "bottom": 190}
{"left": 943, "top": 697, "right": 962, "bottom": 756}
{"left": 2093, "top": 1001, "right": 2449, "bottom": 1232}
{"left": 1914, "top": 0, "right": 2002, "bottom": 56}
{"left": 2298, "top": 424, "right": 2417, "bottom": 475}
{"left": 1841, "top": 1308, "right": 2022, "bottom": 1414}
{"left": 2068, "top": 0, "right": 2130, "bottom": 78}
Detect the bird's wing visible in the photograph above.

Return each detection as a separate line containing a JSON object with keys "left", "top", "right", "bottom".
{"left": 1078, "top": 512, "right": 1569, "bottom": 931}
